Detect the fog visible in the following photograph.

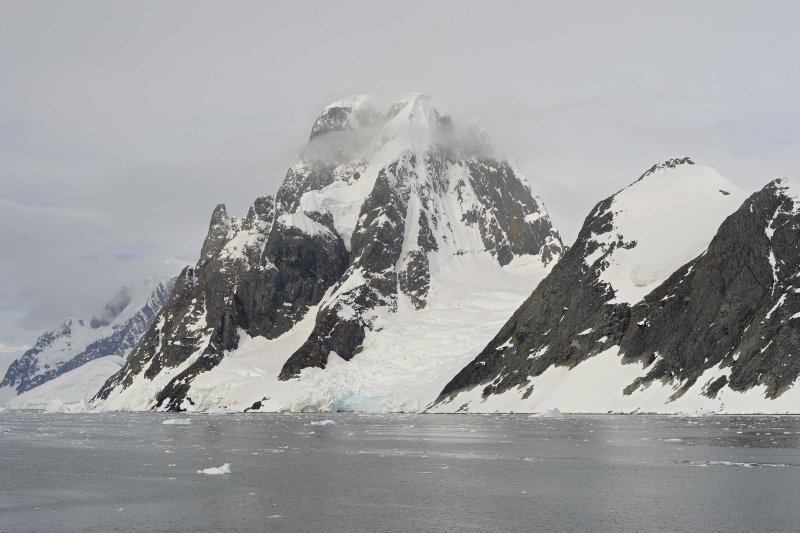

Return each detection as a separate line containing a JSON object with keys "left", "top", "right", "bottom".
{"left": 1, "top": 0, "right": 798, "bottom": 367}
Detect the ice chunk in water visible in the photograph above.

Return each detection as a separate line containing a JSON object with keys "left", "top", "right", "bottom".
{"left": 162, "top": 418, "right": 192, "bottom": 425}
{"left": 530, "top": 408, "right": 564, "bottom": 418}
{"left": 197, "top": 463, "right": 231, "bottom": 475}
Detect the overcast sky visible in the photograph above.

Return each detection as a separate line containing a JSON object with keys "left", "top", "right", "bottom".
{"left": 1, "top": 1, "right": 799, "bottom": 370}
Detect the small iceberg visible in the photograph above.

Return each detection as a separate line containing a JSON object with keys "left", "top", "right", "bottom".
{"left": 198, "top": 463, "right": 231, "bottom": 475}
{"left": 677, "top": 408, "right": 716, "bottom": 417}
{"left": 310, "top": 419, "right": 336, "bottom": 426}
{"left": 530, "top": 408, "right": 564, "bottom": 418}
{"left": 162, "top": 418, "right": 192, "bottom": 425}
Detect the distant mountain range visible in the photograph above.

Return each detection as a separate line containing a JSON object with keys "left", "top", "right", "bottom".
{"left": 1, "top": 277, "right": 175, "bottom": 408}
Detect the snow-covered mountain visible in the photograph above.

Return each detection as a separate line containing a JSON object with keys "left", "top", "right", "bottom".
{"left": 432, "top": 161, "right": 800, "bottom": 414}
{"left": 92, "top": 93, "right": 563, "bottom": 412}
{"left": 0, "top": 277, "right": 175, "bottom": 406}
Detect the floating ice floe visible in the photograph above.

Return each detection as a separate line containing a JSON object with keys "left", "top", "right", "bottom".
{"left": 162, "top": 418, "right": 192, "bottom": 425}
{"left": 678, "top": 408, "right": 716, "bottom": 417}
{"left": 197, "top": 463, "right": 231, "bottom": 475}
{"left": 310, "top": 419, "right": 336, "bottom": 426}
{"left": 689, "top": 461, "right": 791, "bottom": 469}
{"left": 530, "top": 408, "right": 564, "bottom": 418}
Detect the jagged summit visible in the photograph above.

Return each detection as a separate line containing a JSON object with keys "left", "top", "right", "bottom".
{"left": 283, "top": 94, "right": 561, "bottom": 258}
{"left": 307, "top": 94, "right": 487, "bottom": 159}
{"left": 310, "top": 94, "right": 448, "bottom": 134}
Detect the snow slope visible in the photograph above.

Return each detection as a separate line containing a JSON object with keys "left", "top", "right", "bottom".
{"left": 584, "top": 158, "right": 747, "bottom": 304}
{"left": 9, "top": 357, "right": 124, "bottom": 411}
{"left": 428, "top": 345, "right": 800, "bottom": 415}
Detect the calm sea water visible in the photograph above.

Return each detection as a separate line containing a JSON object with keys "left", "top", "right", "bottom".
{"left": 1, "top": 411, "right": 799, "bottom": 532}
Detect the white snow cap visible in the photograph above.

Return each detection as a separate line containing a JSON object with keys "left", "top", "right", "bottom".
{"left": 585, "top": 158, "right": 747, "bottom": 304}
{"left": 309, "top": 94, "right": 377, "bottom": 139}
{"left": 309, "top": 93, "right": 455, "bottom": 145}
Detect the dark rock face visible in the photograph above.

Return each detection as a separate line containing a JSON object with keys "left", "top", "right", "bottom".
{"left": 0, "top": 278, "right": 175, "bottom": 395}
{"left": 462, "top": 159, "right": 561, "bottom": 266}
{"left": 279, "top": 155, "right": 415, "bottom": 379}
{"left": 436, "top": 177, "right": 800, "bottom": 408}
{"left": 622, "top": 179, "right": 800, "bottom": 400}
{"left": 94, "top": 193, "right": 349, "bottom": 410}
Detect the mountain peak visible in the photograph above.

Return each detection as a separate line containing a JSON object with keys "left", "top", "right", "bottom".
{"left": 637, "top": 157, "right": 695, "bottom": 182}
{"left": 308, "top": 93, "right": 454, "bottom": 147}
{"left": 769, "top": 177, "right": 800, "bottom": 201}
{"left": 581, "top": 159, "right": 745, "bottom": 305}
{"left": 209, "top": 203, "right": 229, "bottom": 224}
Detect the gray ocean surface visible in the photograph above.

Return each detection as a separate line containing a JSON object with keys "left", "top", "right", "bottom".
{"left": 1, "top": 412, "right": 799, "bottom": 532}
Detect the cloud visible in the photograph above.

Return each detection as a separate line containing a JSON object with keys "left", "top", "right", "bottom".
{"left": 80, "top": 243, "right": 158, "bottom": 263}
{"left": 0, "top": 197, "right": 100, "bottom": 220}
{"left": 0, "top": 342, "right": 29, "bottom": 355}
